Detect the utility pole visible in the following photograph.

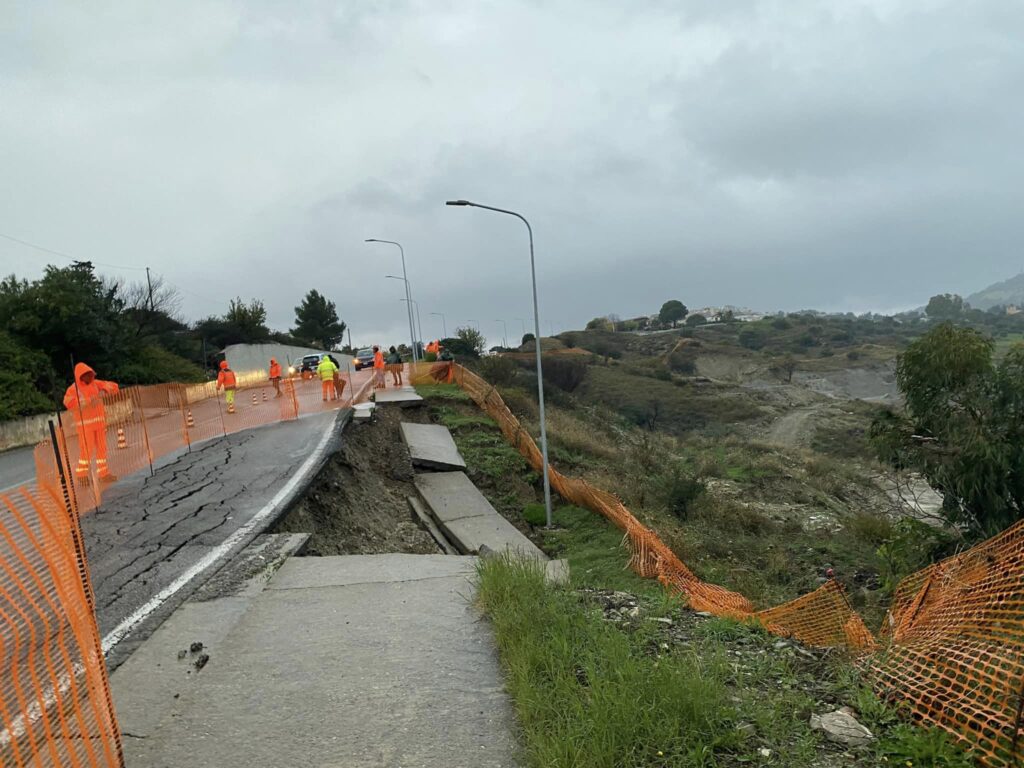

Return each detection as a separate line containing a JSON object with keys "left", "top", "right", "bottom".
{"left": 347, "top": 327, "right": 353, "bottom": 351}
{"left": 145, "top": 267, "right": 155, "bottom": 312}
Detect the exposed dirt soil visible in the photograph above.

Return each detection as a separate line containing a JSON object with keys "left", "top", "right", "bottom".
{"left": 275, "top": 404, "right": 441, "bottom": 555}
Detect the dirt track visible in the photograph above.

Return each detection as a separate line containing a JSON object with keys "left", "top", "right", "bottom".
{"left": 766, "top": 406, "right": 822, "bottom": 447}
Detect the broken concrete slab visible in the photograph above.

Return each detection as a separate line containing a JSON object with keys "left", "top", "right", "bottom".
{"left": 352, "top": 402, "right": 375, "bottom": 421}
{"left": 111, "top": 533, "right": 309, "bottom": 751}
{"left": 415, "top": 471, "right": 546, "bottom": 560}
{"left": 408, "top": 496, "right": 460, "bottom": 555}
{"left": 121, "top": 554, "right": 519, "bottom": 767}
{"left": 400, "top": 422, "right": 466, "bottom": 471}
{"left": 374, "top": 386, "right": 424, "bottom": 404}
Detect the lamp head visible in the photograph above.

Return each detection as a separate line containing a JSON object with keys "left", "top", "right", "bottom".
{"left": 445, "top": 200, "right": 470, "bottom": 206}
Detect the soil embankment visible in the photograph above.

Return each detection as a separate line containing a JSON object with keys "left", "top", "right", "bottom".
{"left": 274, "top": 405, "right": 440, "bottom": 555}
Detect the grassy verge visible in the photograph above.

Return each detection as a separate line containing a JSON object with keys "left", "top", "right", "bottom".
{"left": 477, "top": 556, "right": 974, "bottom": 768}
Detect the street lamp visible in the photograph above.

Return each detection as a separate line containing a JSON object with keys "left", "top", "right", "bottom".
{"left": 430, "top": 312, "right": 447, "bottom": 339}
{"left": 446, "top": 199, "right": 553, "bottom": 528}
{"left": 495, "top": 319, "right": 508, "bottom": 349}
{"left": 516, "top": 318, "right": 528, "bottom": 342}
{"left": 366, "top": 239, "right": 418, "bottom": 362}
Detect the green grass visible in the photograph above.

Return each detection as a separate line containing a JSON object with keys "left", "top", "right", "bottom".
{"left": 478, "top": 556, "right": 974, "bottom": 768}
{"left": 414, "top": 382, "right": 470, "bottom": 401}
{"left": 531, "top": 504, "right": 660, "bottom": 596}
{"left": 476, "top": 556, "right": 742, "bottom": 767}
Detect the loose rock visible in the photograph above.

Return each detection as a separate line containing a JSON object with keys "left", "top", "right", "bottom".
{"left": 810, "top": 709, "right": 874, "bottom": 746}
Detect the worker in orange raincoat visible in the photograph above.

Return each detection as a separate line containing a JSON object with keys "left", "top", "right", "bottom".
{"left": 269, "top": 358, "right": 283, "bottom": 397}
{"left": 63, "top": 362, "right": 120, "bottom": 483}
{"left": 425, "top": 339, "right": 440, "bottom": 357}
{"left": 372, "top": 345, "right": 386, "bottom": 389}
{"left": 217, "top": 360, "right": 237, "bottom": 413}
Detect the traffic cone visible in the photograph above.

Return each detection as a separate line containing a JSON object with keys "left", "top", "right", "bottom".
{"left": 251, "top": 392, "right": 258, "bottom": 406}
{"left": 116, "top": 427, "right": 127, "bottom": 449}
{"left": 186, "top": 410, "right": 195, "bottom": 428}
{"left": 262, "top": 390, "right": 268, "bottom": 402}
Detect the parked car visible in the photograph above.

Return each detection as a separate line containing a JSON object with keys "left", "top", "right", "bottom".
{"left": 352, "top": 348, "right": 375, "bottom": 371}
{"left": 298, "top": 353, "right": 342, "bottom": 374}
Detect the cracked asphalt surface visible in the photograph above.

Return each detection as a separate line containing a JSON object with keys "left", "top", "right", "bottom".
{"left": 83, "top": 410, "right": 343, "bottom": 664}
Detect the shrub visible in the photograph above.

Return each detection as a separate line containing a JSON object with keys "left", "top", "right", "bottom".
{"left": 500, "top": 387, "right": 538, "bottom": 419}
{"left": 656, "top": 466, "right": 706, "bottom": 518}
{"left": 819, "top": 347, "right": 835, "bottom": 357}
{"left": 738, "top": 328, "right": 766, "bottom": 350}
{"left": 846, "top": 511, "right": 893, "bottom": 546}
{"left": 877, "top": 518, "right": 956, "bottom": 592}
{"left": 666, "top": 350, "right": 696, "bottom": 374}
{"left": 772, "top": 317, "right": 791, "bottom": 330}
{"left": 542, "top": 356, "right": 588, "bottom": 392}
{"left": 478, "top": 355, "right": 518, "bottom": 386}
{"left": 847, "top": 350, "right": 862, "bottom": 361}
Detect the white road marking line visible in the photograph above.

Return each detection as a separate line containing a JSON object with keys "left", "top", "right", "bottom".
{"left": 101, "top": 411, "right": 341, "bottom": 654}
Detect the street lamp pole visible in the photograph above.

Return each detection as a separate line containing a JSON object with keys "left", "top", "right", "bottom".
{"left": 385, "top": 276, "right": 421, "bottom": 360}
{"left": 446, "top": 199, "right": 553, "bottom": 528}
{"left": 516, "top": 318, "right": 528, "bottom": 343}
{"left": 401, "top": 298, "right": 424, "bottom": 348}
{"left": 495, "top": 319, "right": 508, "bottom": 349}
{"left": 430, "top": 312, "right": 447, "bottom": 339}
{"left": 366, "top": 239, "right": 418, "bottom": 362}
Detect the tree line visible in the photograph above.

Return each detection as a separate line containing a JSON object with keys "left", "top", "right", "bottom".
{"left": 0, "top": 262, "right": 347, "bottom": 419}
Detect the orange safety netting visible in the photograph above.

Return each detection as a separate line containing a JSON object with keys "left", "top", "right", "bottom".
{"left": 2, "top": 366, "right": 379, "bottom": 766}
{"left": 0, "top": 482, "right": 123, "bottom": 767}
{"left": 411, "top": 361, "right": 1024, "bottom": 766}
{"left": 39, "top": 369, "right": 375, "bottom": 514}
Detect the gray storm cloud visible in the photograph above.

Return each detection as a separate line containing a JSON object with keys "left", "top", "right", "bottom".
{"left": 2, "top": 0, "right": 1022, "bottom": 347}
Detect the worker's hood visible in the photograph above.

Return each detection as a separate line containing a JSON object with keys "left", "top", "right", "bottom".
{"left": 74, "top": 362, "right": 96, "bottom": 386}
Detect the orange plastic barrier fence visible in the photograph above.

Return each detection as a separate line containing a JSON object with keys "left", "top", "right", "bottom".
{"left": 39, "top": 369, "right": 375, "bottom": 514}
{"left": 411, "top": 362, "right": 1024, "bottom": 766}
{"left": 0, "top": 483, "right": 123, "bottom": 767}
{"left": 0, "top": 366, "right": 378, "bottom": 765}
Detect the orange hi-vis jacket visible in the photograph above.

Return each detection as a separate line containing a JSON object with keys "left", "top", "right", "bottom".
{"left": 217, "top": 369, "right": 237, "bottom": 390}
{"left": 373, "top": 350, "right": 385, "bottom": 369}
{"left": 426, "top": 340, "right": 440, "bottom": 354}
{"left": 63, "top": 363, "right": 119, "bottom": 429}
{"left": 269, "top": 361, "right": 282, "bottom": 379}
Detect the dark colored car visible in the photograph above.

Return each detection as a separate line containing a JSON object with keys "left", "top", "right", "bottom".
{"left": 352, "top": 348, "right": 375, "bottom": 371}
{"left": 299, "top": 354, "right": 323, "bottom": 375}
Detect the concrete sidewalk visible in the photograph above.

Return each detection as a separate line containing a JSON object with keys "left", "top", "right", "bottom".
{"left": 114, "top": 552, "right": 519, "bottom": 767}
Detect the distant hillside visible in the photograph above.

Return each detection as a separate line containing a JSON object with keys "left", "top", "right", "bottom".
{"left": 966, "top": 273, "right": 1024, "bottom": 310}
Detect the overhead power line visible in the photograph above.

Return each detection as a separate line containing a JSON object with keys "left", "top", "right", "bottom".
{"left": 0, "top": 231, "right": 148, "bottom": 272}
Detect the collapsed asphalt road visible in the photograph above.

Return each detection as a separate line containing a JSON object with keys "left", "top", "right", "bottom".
{"left": 81, "top": 410, "right": 344, "bottom": 667}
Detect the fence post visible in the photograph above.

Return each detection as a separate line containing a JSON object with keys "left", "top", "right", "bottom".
{"left": 48, "top": 419, "right": 77, "bottom": 519}
{"left": 134, "top": 388, "right": 156, "bottom": 477}
{"left": 177, "top": 385, "right": 192, "bottom": 453}
{"left": 290, "top": 377, "right": 300, "bottom": 420}
{"left": 214, "top": 386, "right": 228, "bottom": 438}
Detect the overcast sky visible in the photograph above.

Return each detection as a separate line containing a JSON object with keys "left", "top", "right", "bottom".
{"left": 2, "top": 1, "right": 1022, "bottom": 348}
